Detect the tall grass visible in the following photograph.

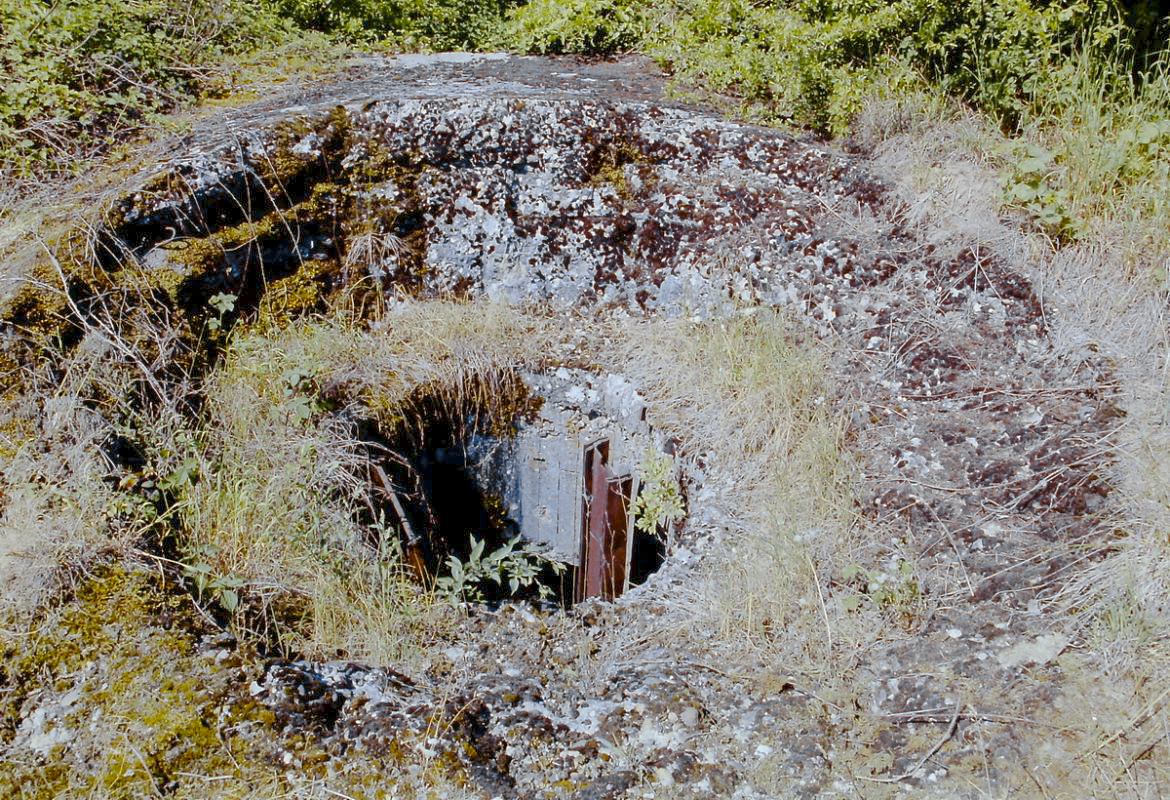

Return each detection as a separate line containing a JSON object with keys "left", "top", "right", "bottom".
{"left": 612, "top": 311, "right": 856, "bottom": 670}
{"left": 154, "top": 303, "right": 570, "bottom": 660}
{"left": 1009, "top": 45, "right": 1170, "bottom": 272}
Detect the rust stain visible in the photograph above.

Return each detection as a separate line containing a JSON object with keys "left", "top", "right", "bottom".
{"left": 577, "top": 439, "right": 634, "bottom": 602}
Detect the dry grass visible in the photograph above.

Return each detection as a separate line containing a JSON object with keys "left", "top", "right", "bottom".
{"left": 8, "top": 47, "right": 1170, "bottom": 792}
{"left": 852, "top": 78, "right": 1170, "bottom": 795}
{"left": 608, "top": 311, "right": 860, "bottom": 673}
{"left": 158, "top": 300, "right": 575, "bottom": 661}
{"left": 107, "top": 285, "right": 858, "bottom": 675}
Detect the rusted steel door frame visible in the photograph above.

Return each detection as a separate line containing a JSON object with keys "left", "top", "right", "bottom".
{"left": 605, "top": 473, "right": 635, "bottom": 599}
{"left": 576, "top": 438, "right": 637, "bottom": 602}
{"left": 578, "top": 439, "right": 609, "bottom": 601}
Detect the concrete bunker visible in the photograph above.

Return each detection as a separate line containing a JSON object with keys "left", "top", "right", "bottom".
{"left": 379, "top": 368, "right": 673, "bottom": 606}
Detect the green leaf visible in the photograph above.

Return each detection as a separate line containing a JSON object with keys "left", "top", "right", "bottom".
{"left": 1007, "top": 182, "right": 1039, "bottom": 203}
{"left": 1016, "top": 155, "right": 1049, "bottom": 175}
{"left": 160, "top": 457, "right": 198, "bottom": 492}
{"left": 208, "top": 292, "right": 237, "bottom": 315}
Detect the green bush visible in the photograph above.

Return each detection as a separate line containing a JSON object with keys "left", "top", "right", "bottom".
{"left": 0, "top": 0, "right": 286, "bottom": 172}
{"left": 501, "top": 0, "right": 645, "bottom": 55}
{"left": 643, "top": 0, "right": 1145, "bottom": 134}
{"left": 269, "top": 0, "right": 514, "bottom": 49}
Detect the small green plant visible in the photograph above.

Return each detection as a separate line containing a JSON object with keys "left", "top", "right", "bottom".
{"left": 106, "top": 446, "right": 201, "bottom": 533}
{"left": 633, "top": 450, "right": 684, "bottom": 536}
{"left": 282, "top": 365, "right": 330, "bottom": 425}
{"left": 160, "top": 455, "right": 201, "bottom": 493}
{"left": 842, "top": 559, "right": 920, "bottom": 623}
{"left": 181, "top": 543, "right": 246, "bottom": 613}
{"left": 207, "top": 291, "right": 237, "bottom": 332}
{"left": 1004, "top": 142, "right": 1079, "bottom": 239}
{"left": 435, "top": 534, "right": 566, "bottom": 605}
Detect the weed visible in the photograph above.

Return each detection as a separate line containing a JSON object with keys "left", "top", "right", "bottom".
{"left": 1010, "top": 40, "right": 1170, "bottom": 268}
{"left": 1003, "top": 141, "right": 1079, "bottom": 241}
{"left": 841, "top": 559, "right": 922, "bottom": 628}
{"left": 205, "top": 291, "right": 237, "bottom": 332}
{"left": 435, "top": 534, "right": 567, "bottom": 605}
{"left": 632, "top": 449, "right": 683, "bottom": 537}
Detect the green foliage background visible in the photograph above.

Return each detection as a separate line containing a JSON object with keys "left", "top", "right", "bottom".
{"left": 504, "top": 0, "right": 1163, "bottom": 135}
{"left": 0, "top": 0, "right": 287, "bottom": 171}
{"left": 269, "top": 0, "right": 515, "bottom": 48}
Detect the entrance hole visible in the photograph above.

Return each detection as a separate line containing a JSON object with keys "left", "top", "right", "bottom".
{"left": 370, "top": 371, "right": 670, "bottom": 607}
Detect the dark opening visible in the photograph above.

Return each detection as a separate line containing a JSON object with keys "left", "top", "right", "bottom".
{"left": 629, "top": 523, "right": 666, "bottom": 587}
{"left": 374, "top": 375, "right": 569, "bottom": 607}
{"left": 371, "top": 375, "right": 670, "bottom": 609}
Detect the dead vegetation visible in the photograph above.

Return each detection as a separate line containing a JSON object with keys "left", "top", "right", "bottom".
{"left": 850, "top": 93, "right": 1170, "bottom": 797}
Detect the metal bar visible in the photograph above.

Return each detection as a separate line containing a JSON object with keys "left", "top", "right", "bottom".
{"left": 577, "top": 439, "right": 611, "bottom": 602}
{"left": 605, "top": 474, "right": 634, "bottom": 599}
{"left": 371, "top": 462, "right": 429, "bottom": 582}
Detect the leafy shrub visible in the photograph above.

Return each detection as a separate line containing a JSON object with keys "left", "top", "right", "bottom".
{"left": 633, "top": 450, "right": 684, "bottom": 536}
{"left": 501, "top": 0, "right": 645, "bottom": 55}
{"left": 436, "top": 534, "right": 566, "bottom": 604}
{"left": 644, "top": 0, "right": 1140, "bottom": 134}
{"left": 269, "top": 0, "right": 514, "bottom": 48}
{"left": 1004, "top": 141, "right": 1080, "bottom": 240}
{"left": 1006, "top": 40, "right": 1170, "bottom": 259}
{"left": 842, "top": 559, "right": 923, "bottom": 627}
{"left": 0, "top": 0, "right": 286, "bottom": 172}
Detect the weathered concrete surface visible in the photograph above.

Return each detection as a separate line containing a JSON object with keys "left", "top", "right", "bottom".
{"left": 0, "top": 54, "right": 1126, "bottom": 798}
{"left": 113, "top": 55, "right": 873, "bottom": 322}
{"left": 104, "top": 53, "right": 1115, "bottom": 600}
{"left": 450, "top": 368, "right": 653, "bottom": 567}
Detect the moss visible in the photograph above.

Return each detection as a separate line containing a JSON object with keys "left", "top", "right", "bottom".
{"left": 243, "top": 104, "right": 360, "bottom": 231}
{"left": 0, "top": 564, "right": 300, "bottom": 799}
{"left": 584, "top": 133, "right": 657, "bottom": 204}
{"left": 252, "top": 256, "right": 336, "bottom": 332}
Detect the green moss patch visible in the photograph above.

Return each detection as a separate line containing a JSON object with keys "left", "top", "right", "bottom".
{"left": 0, "top": 564, "right": 296, "bottom": 799}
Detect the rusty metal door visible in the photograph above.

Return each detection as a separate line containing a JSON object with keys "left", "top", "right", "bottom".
{"left": 576, "top": 439, "right": 635, "bottom": 602}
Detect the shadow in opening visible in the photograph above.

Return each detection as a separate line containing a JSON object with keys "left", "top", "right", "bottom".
{"left": 373, "top": 379, "right": 669, "bottom": 609}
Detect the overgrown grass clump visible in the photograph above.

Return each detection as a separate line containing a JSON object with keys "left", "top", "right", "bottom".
{"left": 153, "top": 303, "right": 568, "bottom": 661}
